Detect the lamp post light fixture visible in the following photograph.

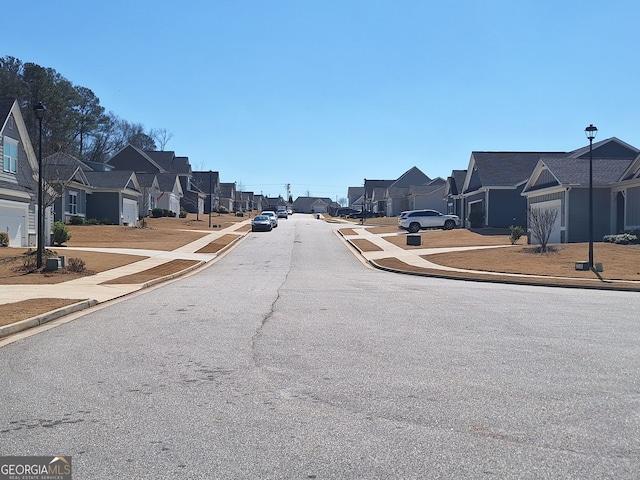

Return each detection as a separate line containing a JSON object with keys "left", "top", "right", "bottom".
{"left": 34, "top": 102, "right": 47, "bottom": 269}
{"left": 585, "top": 124, "right": 598, "bottom": 270}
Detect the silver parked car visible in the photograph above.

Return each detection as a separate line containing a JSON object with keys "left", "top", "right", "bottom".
{"left": 398, "top": 209, "right": 461, "bottom": 233}
{"left": 261, "top": 211, "right": 278, "bottom": 228}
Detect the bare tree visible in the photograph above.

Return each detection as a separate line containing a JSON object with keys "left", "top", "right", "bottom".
{"left": 528, "top": 207, "right": 558, "bottom": 252}
{"left": 151, "top": 128, "right": 173, "bottom": 150}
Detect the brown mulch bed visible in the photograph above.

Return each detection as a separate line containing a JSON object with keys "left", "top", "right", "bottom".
{"left": 373, "top": 257, "right": 640, "bottom": 291}
{"left": 351, "top": 238, "right": 383, "bottom": 252}
{"left": 425, "top": 243, "right": 640, "bottom": 282}
{"left": 0, "top": 249, "right": 148, "bottom": 285}
{"left": 196, "top": 234, "right": 240, "bottom": 253}
{"left": 100, "top": 259, "right": 200, "bottom": 285}
{"left": 338, "top": 228, "right": 359, "bottom": 236}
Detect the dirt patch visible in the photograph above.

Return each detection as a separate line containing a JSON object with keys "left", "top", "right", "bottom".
{"left": 338, "top": 228, "right": 359, "bottom": 236}
{"left": 381, "top": 229, "right": 522, "bottom": 248}
{"left": 425, "top": 243, "right": 640, "bottom": 281}
{"left": 0, "top": 298, "right": 88, "bottom": 326}
{"left": 0, "top": 249, "right": 148, "bottom": 285}
{"left": 373, "top": 257, "right": 640, "bottom": 290}
{"left": 196, "top": 234, "right": 240, "bottom": 253}
{"left": 351, "top": 238, "right": 383, "bottom": 252}
{"left": 101, "top": 259, "right": 200, "bottom": 285}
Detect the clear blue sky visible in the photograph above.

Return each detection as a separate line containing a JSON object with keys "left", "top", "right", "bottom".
{"left": 7, "top": 1, "right": 640, "bottom": 202}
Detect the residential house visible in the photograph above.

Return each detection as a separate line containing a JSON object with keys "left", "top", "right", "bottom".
{"left": 292, "top": 196, "right": 338, "bottom": 214}
{"left": 0, "top": 98, "right": 45, "bottom": 247}
{"left": 219, "top": 182, "right": 236, "bottom": 212}
{"left": 347, "top": 187, "right": 365, "bottom": 210}
{"left": 406, "top": 177, "right": 447, "bottom": 212}
{"left": 135, "top": 173, "right": 161, "bottom": 217}
{"left": 364, "top": 179, "right": 394, "bottom": 215}
{"left": 106, "top": 144, "right": 187, "bottom": 216}
{"left": 43, "top": 152, "right": 92, "bottom": 223}
{"left": 191, "top": 171, "right": 221, "bottom": 214}
{"left": 383, "top": 167, "right": 431, "bottom": 216}
{"left": 522, "top": 137, "right": 639, "bottom": 243}
{"left": 443, "top": 169, "right": 467, "bottom": 218}
{"left": 460, "top": 151, "right": 566, "bottom": 229}
{"left": 83, "top": 170, "right": 141, "bottom": 225}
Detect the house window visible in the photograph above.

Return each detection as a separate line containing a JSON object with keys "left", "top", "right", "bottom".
{"left": 3, "top": 137, "right": 18, "bottom": 173}
{"left": 69, "top": 191, "right": 78, "bottom": 215}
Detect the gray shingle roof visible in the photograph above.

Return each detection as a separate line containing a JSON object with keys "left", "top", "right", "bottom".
{"left": 539, "top": 157, "right": 634, "bottom": 186}
{"left": 85, "top": 170, "right": 138, "bottom": 190}
{"left": 471, "top": 151, "right": 566, "bottom": 187}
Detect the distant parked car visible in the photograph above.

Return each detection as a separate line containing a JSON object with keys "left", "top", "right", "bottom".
{"left": 336, "top": 208, "right": 359, "bottom": 217}
{"left": 398, "top": 209, "right": 461, "bottom": 233}
{"left": 261, "top": 211, "right": 278, "bottom": 228}
{"left": 287, "top": 208, "right": 293, "bottom": 215}
{"left": 276, "top": 207, "right": 288, "bottom": 219}
{"left": 348, "top": 210, "right": 376, "bottom": 219}
{"left": 251, "top": 215, "right": 273, "bottom": 232}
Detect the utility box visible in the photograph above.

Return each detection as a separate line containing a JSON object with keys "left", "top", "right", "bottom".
{"left": 407, "top": 234, "right": 421, "bottom": 246}
{"left": 45, "top": 257, "right": 61, "bottom": 272}
{"left": 575, "top": 261, "right": 589, "bottom": 271}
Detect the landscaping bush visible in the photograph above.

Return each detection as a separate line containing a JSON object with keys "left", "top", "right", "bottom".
{"left": 100, "top": 217, "right": 111, "bottom": 225}
{"left": 68, "top": 215, "right": 84, "bottom": 225}
{"left": 467, "top": 210, "right": 485, "bottom": 228}
{"left": 85, "top": 218, "right": 100, "bottom": 225}
{"left": 66, "top": 257, "right": 86, "bottom": 273}
{"left": 603, "top": 233, "right": 638, "bottom": 245}
{"left": 151, "top": 208, "right": 164, "bottom": 218}
{"left": 509, "top": 225, "right": 525, "bottom": 245}
{"left": 179, "top": 208, "right": 188, "bottom": 218}
{"left": 0, "top": 231, "right": 9, "bottom": 247}
{"left": 52, "top": 221, "right": 71, "bottom": 246}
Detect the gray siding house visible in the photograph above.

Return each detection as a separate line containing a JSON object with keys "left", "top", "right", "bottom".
{"left": 522, "top": 137, "right": 639, "bottom": 243}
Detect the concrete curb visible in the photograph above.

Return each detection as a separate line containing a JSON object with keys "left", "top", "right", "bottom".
{"left": 0, "top": 299, "right": 99, "bottom": 339}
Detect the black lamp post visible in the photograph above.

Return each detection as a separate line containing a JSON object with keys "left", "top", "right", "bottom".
{"left": 34, "top": 102, "right": 46, "bottom": 269}
{"left": 585, "top": 124, "right": 598, "bottom": 270}
{"left": 208, "top": 170, "right": 213, "bottom": 228}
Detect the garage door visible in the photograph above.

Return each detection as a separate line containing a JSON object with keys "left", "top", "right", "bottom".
{"left": 0, "top": 202, "right": 28, "bottom": 246}
{"left": 530, "top": 200, "right": 561, "bottom": 244}
{"left": 122, "top": 198, "right": 138, "bottom": 226}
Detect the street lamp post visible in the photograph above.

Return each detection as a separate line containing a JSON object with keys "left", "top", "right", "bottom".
{"left": 34, "top": 102, "right": 46, "bottom": 269}
{"left": 585, "top": 124, "right": 598, "bottom": 270}
{"left": 209, "top": 170, "right": 213, "bottom": 228}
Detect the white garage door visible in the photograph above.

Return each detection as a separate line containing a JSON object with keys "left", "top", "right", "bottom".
{"left": 0, "top": 202, "right": 28, "bottom": 246}
{"left": 122, "top": 198, "right": 138, "bottom": 226}
{"left": 530, "top": 200, "right": 561, "bottom": 244}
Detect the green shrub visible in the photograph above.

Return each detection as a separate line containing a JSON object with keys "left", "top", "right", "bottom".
{"left": 68, "top": 215, "right": 84, "bottom": 225}
{"left": 66, "top": 257, "right": 85, "bottom": 272}
{"left": 52, "top": 221, "right": 71, "bottom": 246}
{"left": 0, "top": 231, "right": 9, "bottom": 247}
{"left": 603, "top": 233, "right": 638, "bottom": 245}
{"left": 179, "top": 208, "right": 188, "bottom": 218}
{"left": 151, "top": 208, "right": 164, "bottom": 218}
{"left": 509, "top": 225, "right": 525, "bottom": 245}
{"left": 167, "top": 209, "right": 176, "bottom": 217}
{"left": 85, "top": 218, "right": 99, "bottom": 225}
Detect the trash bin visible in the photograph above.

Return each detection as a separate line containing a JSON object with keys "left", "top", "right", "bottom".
{"left": 316, "top": 214, "right": 320, "bottom": 219}
{"left": 407, "top": 234, "right": 421, "bottom": 246}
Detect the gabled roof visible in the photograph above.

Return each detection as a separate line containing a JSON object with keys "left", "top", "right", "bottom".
{"left": 0, "top": 98, "right": 38, "bottom": 198}
{"left": 107, "top": 144, "right": 165, "bottom": 172}
{"left": 464, "top": 151, "right": 566, "bottom": 193}
{"left": 220, "top": 182, "right": 236, "bottom": 198}
{"left": 389, "top": 166, "right": 431, "bottom": 188}
{"left": 135, "top": 173, "right": 161, "bottom": 190}
{"left": 143, "top": 150, "right": 176, "bottom": 172}
{"left": 44, "top": 152, "right": 92, "bottom": 186}
{"left": 444, "top": 170, "right": 467, "bottom": 197}
{"left": 364, "top": 179, "right": 393, "bottom": 198}
{"left": 85, "top": 170, "right": 140, "bottom": 191}
{"left": 191, "top": 171, "right": 219, "bottom": 191}
{"left": 292, "top": 196, "right": 336, "bottom": 211}
{"left": 567, "top": 137, "right": 639, "bottom": 159}
{"left": 523, "top": 156, "right": 634, "bottom": 194}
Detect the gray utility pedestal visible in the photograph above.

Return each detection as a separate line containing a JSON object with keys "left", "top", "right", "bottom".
{"left": 407, "top": 234, "right": 421, "bottom": 246}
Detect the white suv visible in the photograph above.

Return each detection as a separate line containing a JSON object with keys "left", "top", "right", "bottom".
{"left": 398, "top": 209, "right": 461, "bottom": 233}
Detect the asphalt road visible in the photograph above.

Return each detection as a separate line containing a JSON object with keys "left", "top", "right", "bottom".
{"left": 1, "top": 215, "right": 639, "bottom": 479}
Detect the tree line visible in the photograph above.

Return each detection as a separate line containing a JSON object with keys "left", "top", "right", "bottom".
{"left": 0, "top": 56, "right": 172, "bottom": 163}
